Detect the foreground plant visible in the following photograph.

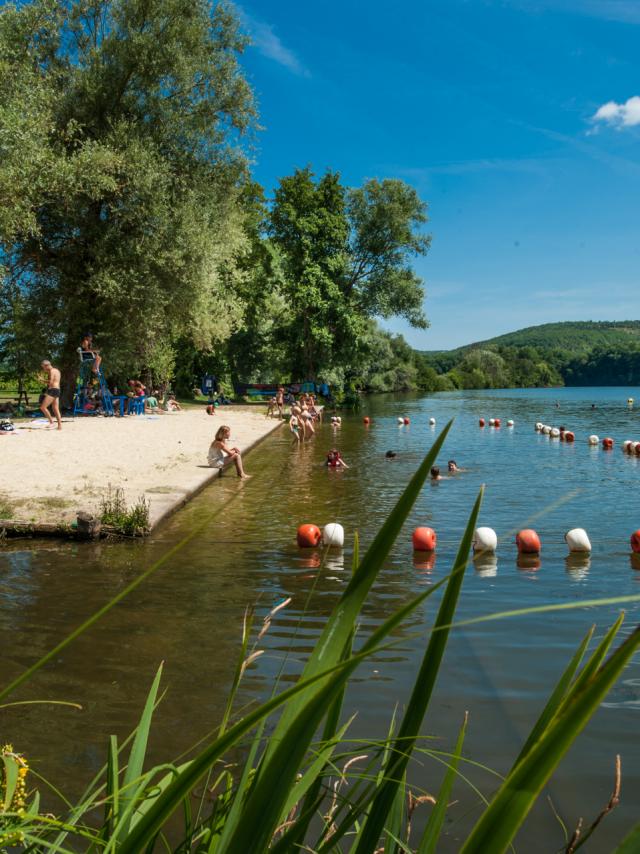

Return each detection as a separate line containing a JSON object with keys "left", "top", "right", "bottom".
{"left": 3, "top": 422, "right": 640, "bottom": 852}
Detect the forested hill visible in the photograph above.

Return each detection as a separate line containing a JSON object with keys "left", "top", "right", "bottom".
{"left": 416, "top": 321, "right": 640, "bottom": 389}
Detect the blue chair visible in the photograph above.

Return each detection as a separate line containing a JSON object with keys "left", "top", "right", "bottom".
{"left": 130, "top": 395, "right": 146, "bottom": 415}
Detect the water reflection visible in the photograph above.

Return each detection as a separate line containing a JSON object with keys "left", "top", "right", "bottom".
{"left": 473, "top": 553, "right": 498, "bottom": 578}
{"left": 516, "top": 554, "right": 541, "bottom": 572}
{"left": 412, "top": 550, "right": 436, "bottom": 573}
{"left": 565, "top": 553, "right": 591, "bottom": 580}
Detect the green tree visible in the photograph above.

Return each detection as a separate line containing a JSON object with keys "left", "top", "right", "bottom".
{"left": 269, "top": 168, "right": 430, "bottom": 380}
{"left": 0, "top": 0, "right": 255, "bottom": 402}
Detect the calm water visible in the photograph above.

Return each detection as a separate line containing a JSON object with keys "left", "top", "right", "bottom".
{"left": 2, "top": 387, "right": 640, "bottom": 851}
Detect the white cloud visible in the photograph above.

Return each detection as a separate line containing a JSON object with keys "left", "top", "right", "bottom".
{"left": 592, "top": 96, "right": 640, "bottom": 128}
{"left": 239, "top": 8, "right": 309, "bottom": 77}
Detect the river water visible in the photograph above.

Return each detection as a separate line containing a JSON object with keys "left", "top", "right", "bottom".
{"left": 2, "top": 387, "right": 640, "bottom": 851}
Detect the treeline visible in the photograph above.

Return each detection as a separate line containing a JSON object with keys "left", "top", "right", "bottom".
{"left": 419, "top": 341, "right": 640, "bottom": 390}
{"left": 0, "top": 0, "right": 430, "bottom": 403}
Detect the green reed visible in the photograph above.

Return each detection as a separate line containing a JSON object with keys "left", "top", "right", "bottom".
{"left": 3, "top": 422, "right": 640, "bottom": 852}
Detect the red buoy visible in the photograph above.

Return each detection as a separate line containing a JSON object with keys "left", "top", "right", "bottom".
{"left": 297, "top": 524, "right": 322, "bottom": 548}
{"left": 631, "top": 531, "right": 640, "bottom": 554}
{"left": 516, "top": 529, "right": 541, "bottom": 554}
{"left": 635, "top": 443, "right": 640, "bottom": 456}
{"left": 479, "top": 418, "right": 485, "bottom": 427}
{"left": 363, "top": 416, "right": 370, "bottom": 424}
{"left": 602, "top": 437, "right": 614, "bottom": 450}
{"left": 564, "top": 431, "right": 575, "bottom": 442}
{"left": 404, "top": 417, "right": 410, "bottom": 425}
{"left": 493, "top": 418, "right": 501, "bottom": 428}
{"left": 412, "top": 527, "right": 436, "bottom": 551}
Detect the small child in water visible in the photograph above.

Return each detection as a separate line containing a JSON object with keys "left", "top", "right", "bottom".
{"left": 326, "top": 449, "right": 349, "bottom": 469}
{"left": 430, "top": 466, "right": 443, "bottom": 481}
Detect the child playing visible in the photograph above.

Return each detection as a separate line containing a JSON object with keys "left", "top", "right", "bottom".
{"left": 326, "top": 449, "right": 349, "bottom": 469}
{"left": 208, "top": 425, "right": 250, "bottom": 478}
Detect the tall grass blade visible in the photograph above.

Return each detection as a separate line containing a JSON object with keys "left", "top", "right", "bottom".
{"left": 101, "top": 735, "right": 119, "bottom": 841}
{"left": 616, "top": 822, "right": 640, "bottom": 852}
{"left": 260, "top": 422, "right": 452, "bottom": 762}
{"left": 383, "top": 773, "right": 407, "bottom": 854}
{"left": 418, "top": 712, "right": 468, "bottom": 854}
{"left": 513, "top": 625, "right": 594, "bottom": 766}
{"left": 461, "top": 623, "right": 640, "bottom": 854}
{"left": 352, "top": 487, "right": 483, "bottom": 854}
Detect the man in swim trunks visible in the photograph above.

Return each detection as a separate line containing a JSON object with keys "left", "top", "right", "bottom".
{"left": 40, "top": 360, "right": 62, "bottom": 430}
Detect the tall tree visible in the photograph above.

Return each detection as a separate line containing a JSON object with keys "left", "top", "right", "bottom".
{"left": 0, "top": 0, "right": 255, "bottom": 400}
{"left": 269, "top": 168, "right": 430, "bottom": 380}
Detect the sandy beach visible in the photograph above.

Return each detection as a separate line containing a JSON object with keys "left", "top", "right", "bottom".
{"left": 0, "top": 407, "right": 281, "bottom": 529}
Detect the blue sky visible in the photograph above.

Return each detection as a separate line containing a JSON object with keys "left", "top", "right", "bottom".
{"left": 237, "top": 0, "right": 640, "bottom": 350}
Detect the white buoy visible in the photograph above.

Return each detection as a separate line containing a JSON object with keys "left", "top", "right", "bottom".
{"left": 489, "top": 418, "right": 496, "bottom": 426}
{"left": 397, "top": 416, "right": 404, "bottom": 424}
{"left": 565, "top": 528, "right": 592, "bottom": 553}
{"left": 323, "top": 523, "right": 344, "bottom": 548}
{"left": 588, "top": 434, "right": 599, "bottom": 445}
{"left": 542, "top": 425, "right": 551, "bottom": 434}
{"left": 550, "top": 427, "right": 560, "bottom": 438}
{"left": 623, "top": 440, "right": 633, "bottom": 453}
{"left": 473, "top": 527, "right": 498, "bottom": 553}
{"left": 429, "top": 417, "right": 436, "bottom": 425}
{"left": 535, "top": 422, "right": 543, "bottom": 432}
{"left": 507, "top": 419, "right": 514, "bottom": 427}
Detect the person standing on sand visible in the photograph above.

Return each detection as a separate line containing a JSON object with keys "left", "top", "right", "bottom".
{"left": 40, "top": 360, "right": 62, "bottom": 430}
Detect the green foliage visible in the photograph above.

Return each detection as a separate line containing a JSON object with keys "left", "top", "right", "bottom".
{"left": 420, "top": 321, "right": 640, "bottom": 389}
{"left": 1, "top": 430, "right": 639, "bottom": 852}
{"left": 99, "top": 486, "right": 149, "bottom": 536}
{"left": 0, "top": 0, "right": 255, "bottom": 397}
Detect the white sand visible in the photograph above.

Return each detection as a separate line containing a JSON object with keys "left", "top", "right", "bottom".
{"left": 0, "top": 408, "right": 281, "bottom": 527}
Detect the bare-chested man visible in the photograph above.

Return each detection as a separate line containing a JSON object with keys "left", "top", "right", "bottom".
{"left": 40, "top": 360, "right": 62, "bottom": 430}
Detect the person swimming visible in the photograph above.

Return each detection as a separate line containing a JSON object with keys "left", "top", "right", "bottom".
{"left": 326, "top": 449, "right": 349, "bottom": 469}
{"left": 430, "top": 466, "right": 443, "bottom": 481}
{"left": 447, "top": 460, "right": 464, "bottom": 473}
{"left": 385, "top": 450, "right": 397, "bottom": 459}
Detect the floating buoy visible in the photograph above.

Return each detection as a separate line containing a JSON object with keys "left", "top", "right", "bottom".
{"left": 628, "top": 398, "right": 634, "bottom": 406}
{"left": 550, "top": 427, "right": 560, "bottom": 438}
{"left": 635, "top": 442, "right": 640, "bottom": 456}
{"left": 429, "top": 417, "right": 436, "bottom": 426}
{"left": 412, "top": 527, "right": 436, "bottom": 551}
{"left": 494, "top": 418, "right": 501, "bottom": 428}
{"left": 323, "top": 523, "right": 344, "bottom": 548}
{"left": 297, "top": 524, "right": 322, "bottom": 548}
{"left": 623, "top": 440, "right": 633, "bottom": 453}
{"left": 588, "top": 434, "right": 599, "bottom": 446}
{"left": 602, "top": 437, "right": 614, "bottom": 450}
{"left": 535, "top": 422, "right": 543, "bottom": 432}
{"left": 631, "top": 531, "right": 640, "bottom": 554}
{"left": 473, "top": 527, "right": 498, "bottom": 553}
{"left": 565, "top": 528, "right": 591, "bottom": 553}
{"left": 564, "top": 431, "right": 575, "bottom": 442}
{"left": 479, "top": 418, "right": 486, "bottom": 427}
{"left": 404, "top": 417, "right": 410, "bottom": 425}
{"left": 363, "top": 416, "right": 370, "bottom": 425}
{"left": 516, "top": 529, "right": 541, "bottom": 554}
{"left": 507, "top": 419, "right": 514, "bottom": 427}
{"left": 542, "top": 425, "right": 551, "bottom": 435}
{"left": 397, "top": 416, "right": 404, "bottom": 425}
{"left": 489, "top": 418, "right": 495, "bottom": 426}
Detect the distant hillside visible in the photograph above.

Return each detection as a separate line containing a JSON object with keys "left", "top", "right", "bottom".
{"left": 417, "top": 321, "right": 640, "bottom": 389}
{"left": 420, "top": 321, "right": 640, "bottom": 360}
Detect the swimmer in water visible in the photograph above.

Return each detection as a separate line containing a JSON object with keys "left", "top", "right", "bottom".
{"left": 447, "top": 460, "right": 464, "bottom": 473}
{"left": 326, "top": 449, "right": 349, "bottom": 469}
{"left": 430, "top": 466, "right": 443, "bottom": 481}
{"left": 385, "top": 450, "right": 397, "bottom": 459}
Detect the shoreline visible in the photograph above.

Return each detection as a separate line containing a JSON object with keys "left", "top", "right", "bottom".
{"left": 0, "top": 407, "right": 283, "bottom": 540}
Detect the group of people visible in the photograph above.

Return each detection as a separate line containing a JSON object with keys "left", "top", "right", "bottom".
{"left": 288, "top": 392, "right": 323, "bottom": 443}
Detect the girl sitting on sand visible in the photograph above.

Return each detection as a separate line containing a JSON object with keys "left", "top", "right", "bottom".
{"left": 208, "top": 425, "right": 250, "bottom": 478}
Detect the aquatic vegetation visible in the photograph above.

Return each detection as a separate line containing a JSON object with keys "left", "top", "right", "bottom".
{"left": 2, "top": 424, "right": 640, "bottom": 851}
{"left": 99, "top": 485, "right": 150, "bottom": 536}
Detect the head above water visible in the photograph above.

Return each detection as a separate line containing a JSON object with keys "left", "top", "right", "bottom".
{"left": 385, "top": 450, "right": 397, "bottom": 459}
{"left": 430, "top": 466, "right": 440, "bottom": 479}
{"left": 447, "top": 460, "right": 457, "bottom": 471}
